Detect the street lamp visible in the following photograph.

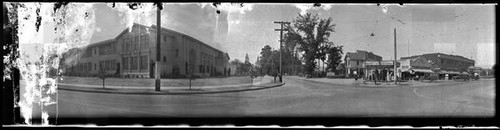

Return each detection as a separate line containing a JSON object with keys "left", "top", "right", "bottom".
{"left": 274, "top": 21, "right": 290, "bottom": 83}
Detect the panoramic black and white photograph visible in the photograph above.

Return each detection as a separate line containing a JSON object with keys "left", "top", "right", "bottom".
{"left": 2, "top": 2, "right": 496, "bottom": 127}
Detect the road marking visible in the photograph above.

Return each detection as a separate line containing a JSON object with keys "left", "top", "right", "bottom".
{"left": 412, "top": 88, "right": 494, "bottom": 111}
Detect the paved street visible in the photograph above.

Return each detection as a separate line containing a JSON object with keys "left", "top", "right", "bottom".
{"left": 31, "top": 76, "right": 494, "bottom": 119}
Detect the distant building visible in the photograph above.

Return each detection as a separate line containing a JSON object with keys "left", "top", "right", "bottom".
{"left": 365, "top": 60, "right": 400, "bottom": 81}
{"left": 61, "top": 23, "right": 230, "bottom": 78}
{"left": 400, "top": 53, "right": 475, "bottom": 80}
{"left": 344, "top": 50, "right": 382, "bottom": 77}
{"left": 245, "top": 53, "right": 250, "bottom": 64}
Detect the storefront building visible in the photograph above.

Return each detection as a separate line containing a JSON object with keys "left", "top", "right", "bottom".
{"left": 344, "top": 50, "right": 382, "bottom": 77}
{"left": 400, "top": 53, "right": 475, "bottom": 80}
{"left": 365, "top": 60, "right": 400, "bottom": 81}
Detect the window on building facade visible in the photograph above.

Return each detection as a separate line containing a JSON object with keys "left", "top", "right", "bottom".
{"left": 140, "top": 56, "right": 148, "bottom": 70}
{"left": 134, "top": 36, "right": 139, "bottom": 51}
{"left": 131, "top": 56, "right": 138, "bottom": 70}
{"left": 88, "top": 63, "right": 91, "bottom": 71}
{"left": 108, "top": 60, "right": 112, "bottom": 70}
{"left": 112, "top": 43, "right": 116, "bottom": 54}
{"left": 176, "top": 49, "right": 179, "bottom": 57}
{"left": 126, "top": 38, "right": 130, "bottom": 52}
{"left": 109, "top": 60, "right": 113, "bottom": 70}
{"left": 163, "top": 56, "right": 166, "bottom": 62}
{"left": 113, "top": 60, "right": 117, "bottom": 70}
{"left": 104, "top": 60, "right": 109, "bottom": 70}
{"left": 185, "top": 62, "right": 188, "bottom": 73}
{"left": 110, "top": 60, "right": 114, "bottom": 70}
{"left": 140, "top": 35, "right": 146, "bottom": 50}
{"left": 123, "top": 57, "right": 129, "bottom": 70}
{"left": 357, "top": 61, "right": 359, "bottom": 66}
{"left": 123, "top": 39, "right": 127, "bottom": 52}
{"left": 82, "top": 63, "right": 86, "bottom": 71}
{"left": 99, "top": 61, "right": 104, "bottom": 71}
{"left": 94, "top": 63, "right": 96, "bottom": 71}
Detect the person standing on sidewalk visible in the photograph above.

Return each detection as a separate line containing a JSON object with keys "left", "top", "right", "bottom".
{"left": 353, "top": 71, "right": 358, "bottom": 80}
{"left": 273, "top": 72, "right": 277, "bottom": 83}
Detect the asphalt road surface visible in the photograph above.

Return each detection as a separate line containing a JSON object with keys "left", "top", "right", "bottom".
{"left": 31, "top": 77, "right": 495, "bottom": 119}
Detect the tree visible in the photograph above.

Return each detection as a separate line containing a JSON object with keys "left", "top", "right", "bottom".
{"left": 230, "top": 59, "right": 252, "bottom": 75}
{"left": 325, "top": 43, "right": 343, "bottom": 72}
{"left": 285, "top": 13, "right": 336, "bottom": 75}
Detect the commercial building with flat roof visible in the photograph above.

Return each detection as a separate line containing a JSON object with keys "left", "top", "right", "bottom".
{"left": 400, "top": 53, "right": 475, "bottom": 80}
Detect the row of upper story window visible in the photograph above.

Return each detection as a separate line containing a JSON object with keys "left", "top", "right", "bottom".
{"left": 122, "top": 55, "right": 149, "bottom": 71}
{"left": 81, "top": 43, "right": 117, "bottom": 58}
{"left": 122, "top": 34, "right": 149, "bottom": 52}
{"left": 70, "top": 60, "right": 117, "bottom": 72}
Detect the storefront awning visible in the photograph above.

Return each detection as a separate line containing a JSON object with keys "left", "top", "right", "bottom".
{"left": 440, "top": 70, "right": 460, "bottom": 74}
{"left": 412, "top": 69, "right": 434, "bottom": 73}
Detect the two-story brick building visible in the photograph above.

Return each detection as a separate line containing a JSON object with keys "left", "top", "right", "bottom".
{"left": 62, "top": 23, "right": 230, "bottom": 78}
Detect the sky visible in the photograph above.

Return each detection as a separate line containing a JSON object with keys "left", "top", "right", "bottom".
{"left": 77, "top": 3, "right": 495, "bottom": 68}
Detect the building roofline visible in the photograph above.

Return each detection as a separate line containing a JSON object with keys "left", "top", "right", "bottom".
{"left": 86, "top": 39, "right": 116, "bottom": 48}
{"left": 149, "top": 24, "right": 225, "bottom": 55}
{"left": 111, "top": 23, "right": 225, "bottom": 55}
{"left": 402, "top": 53, "right": 474, "bottom": 63}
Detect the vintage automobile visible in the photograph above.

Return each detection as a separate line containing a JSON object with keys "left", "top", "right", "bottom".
{"left": 452, "top": 74, "right": 470, "bottom": 81}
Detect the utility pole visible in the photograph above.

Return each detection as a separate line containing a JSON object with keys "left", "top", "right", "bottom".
{"left": 155, "top": 3, "right": 162, "bottom": 91}
{"left": 394, "top": 28, "right": 397, "bottom": 84}
{"left": 274, "top": 21, "right": 290, "bottom": 82}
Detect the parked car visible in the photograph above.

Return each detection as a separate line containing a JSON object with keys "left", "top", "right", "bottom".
{"left": 452, "top": 74, "right": 470, "bottom": 81}
{"left": 326, "top": 72, "right": 346, "bottom": 79}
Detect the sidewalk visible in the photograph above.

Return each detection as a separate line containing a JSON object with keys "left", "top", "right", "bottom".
{"left": 55, "top": 76, "right": 285, "bottom": 95}
{"left": 292, "top": 76, "right": 473, "bottom": 88}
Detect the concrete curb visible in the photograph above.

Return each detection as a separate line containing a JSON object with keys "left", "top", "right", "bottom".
{"left": 299, "top": 77, "right": 475, "bottom": 88}
{"left": 58, "top": 82, "right": 286, "bottom": 95}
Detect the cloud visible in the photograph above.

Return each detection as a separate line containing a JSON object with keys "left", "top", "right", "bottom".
{"left": 293, "top": 3, "right": 334, "bottom": 15}
{"left": 294, "top": 4, "right": 313, "bottom": 15}
{"left": 107, "top": 3, "right": 155, "bottom": 32}
{"left": 380, "top": 4, "right": 389, "bottom": 13}
{"left": 204, "top": 3, "right": 254, "bottom": 14}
